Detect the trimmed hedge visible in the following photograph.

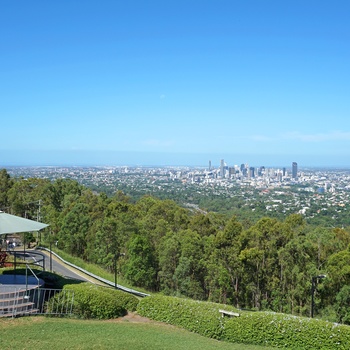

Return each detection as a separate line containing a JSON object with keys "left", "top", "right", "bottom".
{"left": 48, "top": 283, "right": 139, "bottom": 319}
{"left": 137, "top": 295, "right": 350, "bottom": 349}
{"left": 223, "top": 312, "right": 350, "bottom": 349}
{"left": 137, "top": 294, "right": 238, "bottom": 339}
{"left": 97, "top": 285, "right": 139, "bottom": 312}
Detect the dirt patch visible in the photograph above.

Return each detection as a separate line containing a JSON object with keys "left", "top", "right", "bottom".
{"left": 115, "top": 312, "right": 153, "bottom": 323}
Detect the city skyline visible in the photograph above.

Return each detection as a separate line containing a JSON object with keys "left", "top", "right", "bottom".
{"left": 1, "top": 1, "right": 350, "bottom": 167}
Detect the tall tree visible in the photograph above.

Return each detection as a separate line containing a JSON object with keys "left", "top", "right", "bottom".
{"left": 0, "top": 169, "right": 13, "bottom": 210}
{"left": 58, "top": 203, "right": 91, "bottom": 257}
{"left": 206, "top": 216, "right": 243, "bottom": 306}
{"left": 123, "top": 233, "right": 158, "bottom": 290}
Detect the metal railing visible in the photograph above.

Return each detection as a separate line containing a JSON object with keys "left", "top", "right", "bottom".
{"left": 0, "top": 288, "right": 74, "bottom": 318}
{"left": 4, "top": 250, "right": 46, "bottom": 270}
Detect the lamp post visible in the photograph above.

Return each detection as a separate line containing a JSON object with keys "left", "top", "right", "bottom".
{"left": 114, "top": 253, "right": 117, "bottom": 289}
{"left": 311, "top": 274, "right": 326, "bottom": 318}
{"left": 50, "top": 238, "right": 52, "bottom": 272}
{"left": 49, "top": 233, "right": 58, "bottom": 273}
{"left": 114, "top": 252, "right": 125, "bottom": 289}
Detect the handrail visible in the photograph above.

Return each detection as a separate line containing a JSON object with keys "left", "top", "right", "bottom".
{"left": 25, "top": 263, "right": 40, "bottom": 301}
{"left": 26, "top": 264, "right": 40, "bottom": 289}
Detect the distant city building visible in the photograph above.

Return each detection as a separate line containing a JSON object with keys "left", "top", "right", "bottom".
{"left": 283, "top": 167, "right": 286, "bottom": 177}
{"left": 220, "top": 159, "right": 225, "bottom": 178}
{"left": 228, "top": 167, "right": 235, "bottom": 177}
{"left": 292, "top": 162, "right": 298, "bottom": 179}
{"left": 209, "top": 160, "right": 211, "bottom": 171}
{"left": 258, "top": 166, "right": 265, "bottom": 176}
{"left": 277, "top": 171, "right": 283, "bottom": 182}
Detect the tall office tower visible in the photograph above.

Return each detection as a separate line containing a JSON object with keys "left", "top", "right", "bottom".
{"left": 220, "top": 159, "right": 225, "bottom": 178}
{"left": 258, "top": 166, "right": 265, "bottom": 176}
{"left": 292, "top": 162, "right": 298, "bottom": 179}
{"left": 283, "top": 167, "right": 286, "bottom": 177}
{"left": 249, "top": 167, "right": 255, "bottom": 178}
{"left": 277, "top": 171, "right": 283, "bottom": 182}
{"left": 209, "top": 160, "right": 211, "bottom": 171}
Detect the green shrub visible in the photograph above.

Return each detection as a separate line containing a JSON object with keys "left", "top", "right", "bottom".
{"left": 49, "top": 283, "right": 139, "bottom": 319}
{"left": 45, "top": 289, "right": 75, "bottom": 315}
{"left": 100, "top": 286, "right": 139, "bottom": 312}
{"left": 137, "top": 295, "right": 238, "bottom": 339}
{"left": 137, "top": 295, "right": 350, "bottom": 349}
{"left": 223, "top": 312, "right": 350, "bottom": 349}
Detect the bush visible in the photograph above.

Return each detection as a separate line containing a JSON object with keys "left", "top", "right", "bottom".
{"left": 137, "top": 295, "right": 238, "bottom": 339}
{"left": 99, "top": 286, "right": 139, "bottom": 312}
{"left": 48, "top": 283, "right": 139, "bottom": 319}
{"left": 137, "top": 295, "right": 350, "bottom": 349}
{"left": 45, "top": 289, "right": 75, "bottom": 315}
{"left": 223, "top": 312, "right": 350, "bottom": 349}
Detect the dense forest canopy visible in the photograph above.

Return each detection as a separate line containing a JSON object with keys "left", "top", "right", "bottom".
{"left": 1, "top": 168, "right": 350, "bottom": 323}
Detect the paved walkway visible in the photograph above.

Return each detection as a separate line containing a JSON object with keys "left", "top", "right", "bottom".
{"left": 38, "top": 250, "right": 111, "bottom": 286}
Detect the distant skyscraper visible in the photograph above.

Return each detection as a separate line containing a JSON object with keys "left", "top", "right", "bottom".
{"left": 249, "top": 167, "right": 255, "bottom": 178}
{"left": 209, "top": 160, "right": 211, "bottom": 171}
{"left": 220, "top": 159, "right": 225, "bottom": 178}
{"left": 282, "top": 167, "right": 286, "bottom": 177}
{"left": 258, "top": 166, "right": 265, "bottom": 176}
{"left": 277, "top": 170, "right": 283, "bottom": 182}
{"left": 292, "top": 162, "right": 298, "bottom": 179}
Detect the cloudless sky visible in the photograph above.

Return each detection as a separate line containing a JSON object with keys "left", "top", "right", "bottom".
{"left": 1, "top": 1, "right": 349, "bottom": 167}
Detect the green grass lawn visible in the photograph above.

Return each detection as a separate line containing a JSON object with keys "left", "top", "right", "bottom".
{"left": 0, "top": 317, "right": 275, "bottom": 350}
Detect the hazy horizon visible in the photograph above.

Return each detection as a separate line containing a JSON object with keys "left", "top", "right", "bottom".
{"left": 1, "top": 150, "right": 350, "bottom": 169}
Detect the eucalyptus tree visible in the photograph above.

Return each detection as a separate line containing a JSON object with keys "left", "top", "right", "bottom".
{"left": 0, "top": 169, "right": 13, "bottom": 210}
{"left": 123, "top": 232, "right": 158, "bottom": 291}
{"left": 205, "top": 216, "right": 243, "bottom": 306}
{"left": 58, "top": 202, "right": 91, "bottom": 258}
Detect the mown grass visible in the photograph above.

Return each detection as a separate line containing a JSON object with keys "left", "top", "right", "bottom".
{"left": 0, "top": 317, "right": 275, "bottom": 350}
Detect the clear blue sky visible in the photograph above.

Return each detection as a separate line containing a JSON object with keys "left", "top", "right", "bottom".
{"left": 1, "top": 1, "right": 349, "bottom": 167}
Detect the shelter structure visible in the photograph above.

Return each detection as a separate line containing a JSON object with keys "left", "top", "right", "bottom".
{"left": 0, "top": 211, "right": 49, "bottom": 316}
{"left": 0, "top": 211, "right": 49, "bottom": 235}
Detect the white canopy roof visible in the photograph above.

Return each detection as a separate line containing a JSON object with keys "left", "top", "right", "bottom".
{"left": 0, "top": 211, "right": 49, "bottom": 235}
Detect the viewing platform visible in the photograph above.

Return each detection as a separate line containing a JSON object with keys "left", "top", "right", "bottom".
{"left": 0, "top": 274, "right": 45, "bottom": 318}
